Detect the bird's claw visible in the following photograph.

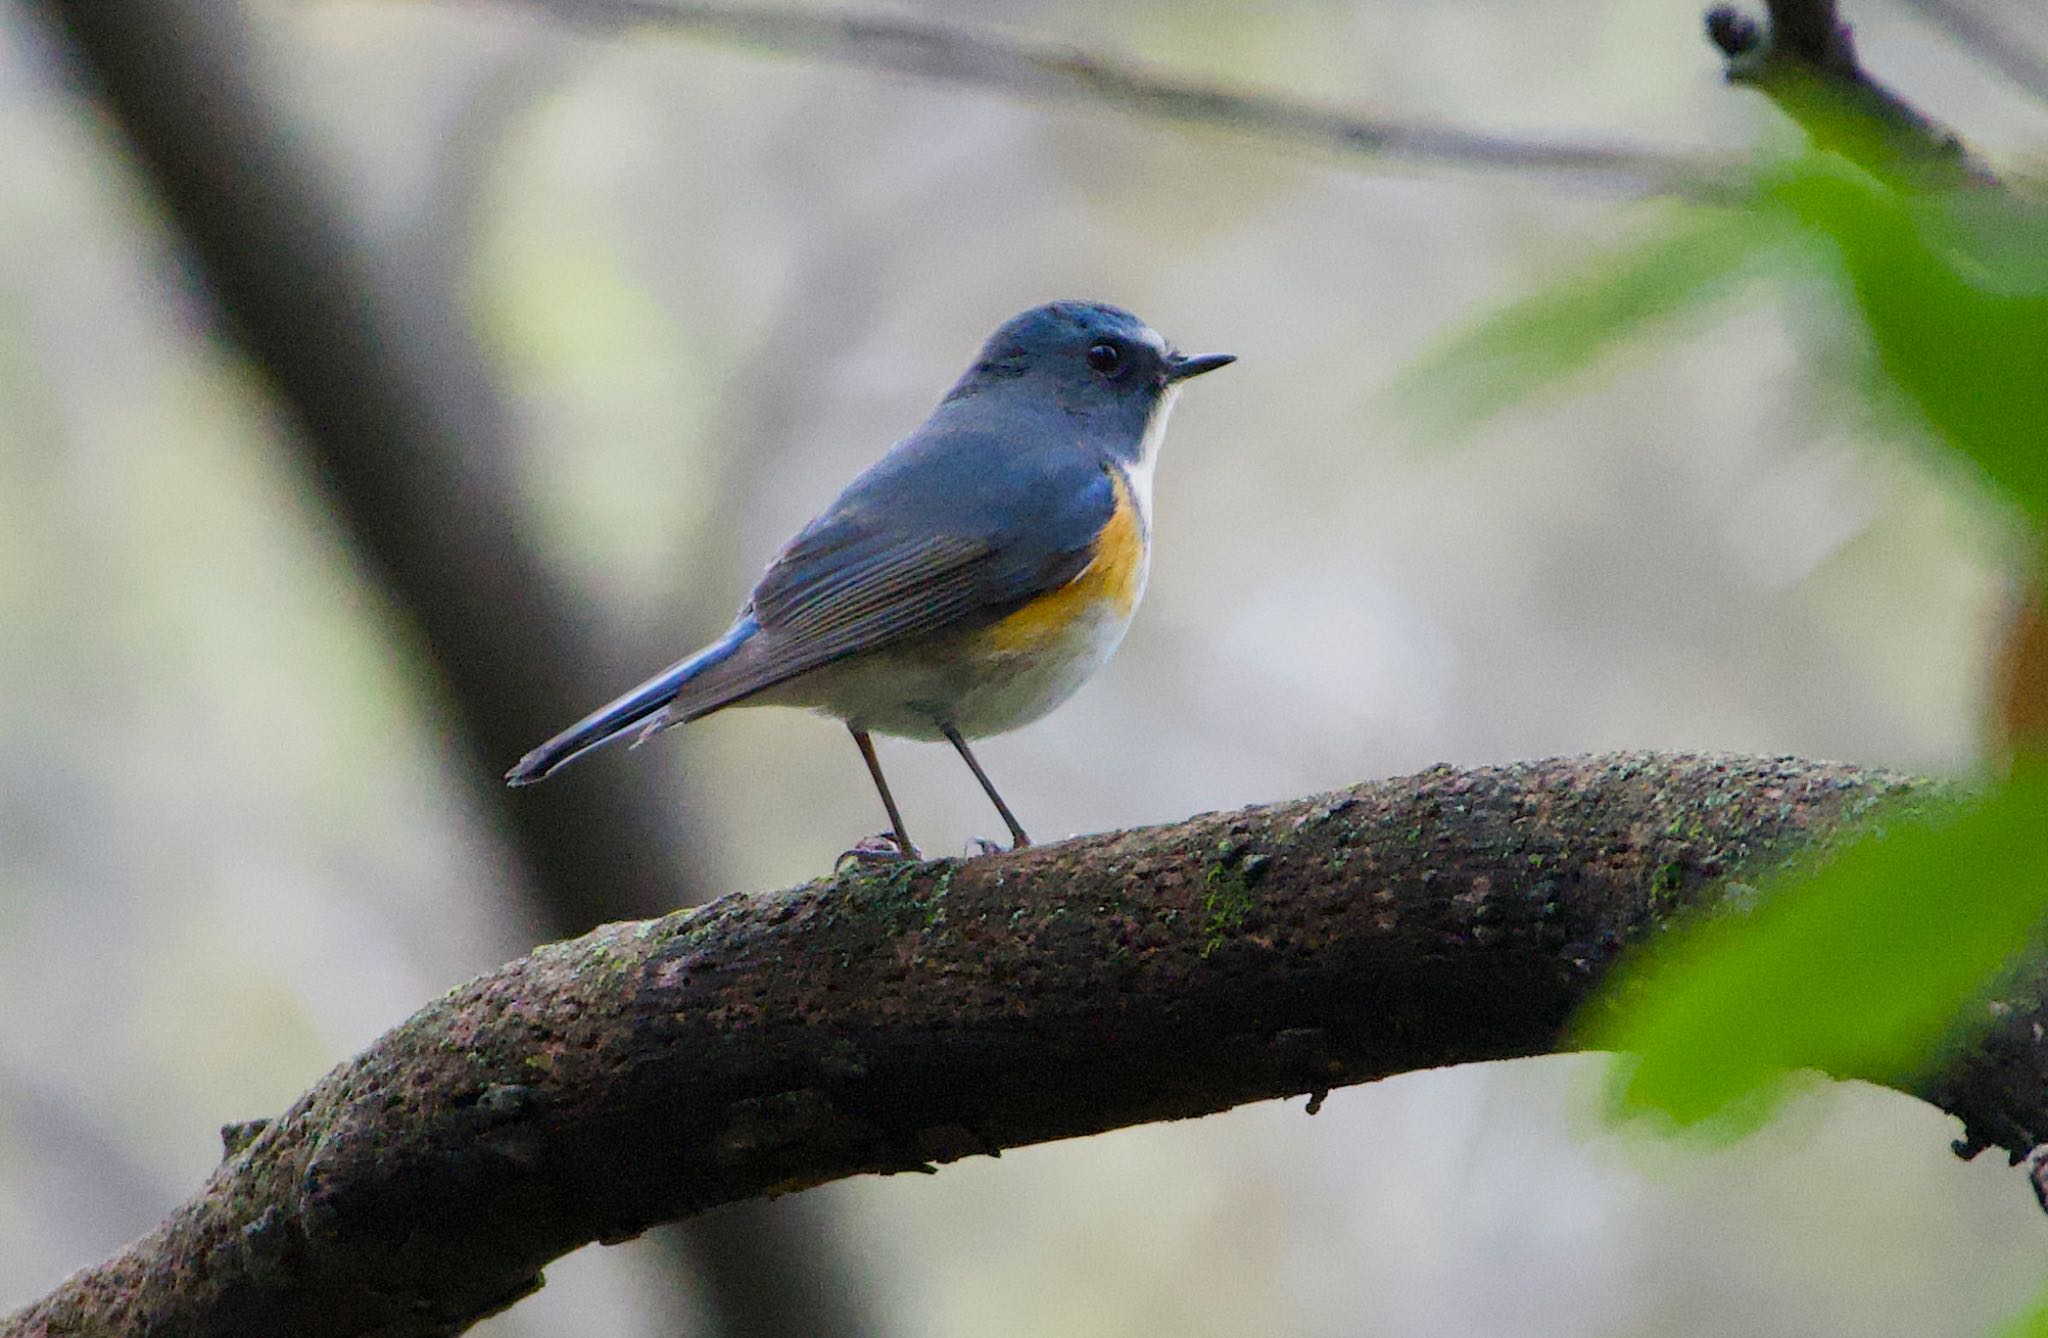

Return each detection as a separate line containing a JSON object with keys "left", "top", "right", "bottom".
{"left": 837, "top": 832, "right": 921, "bottom": 870}
{"left": 964, "top": 837, "right": 1006, "bottom": 858}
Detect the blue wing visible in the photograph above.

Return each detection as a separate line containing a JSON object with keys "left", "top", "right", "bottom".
{"left": 654, "top": 425, "right": 1117, "bottom": 725}
{"left": 506, "top": 423, "right": 1116, "bottom": 783}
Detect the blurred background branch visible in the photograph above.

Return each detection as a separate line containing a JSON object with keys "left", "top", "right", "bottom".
{"left": 17, "top": 753, "right": 2039, "bottom": 1338}
{"left": 475, "top": 0, "right": 1748, "bottom": 197}
{"left": 27, "top": 0, "right": 875, "bottom": 1333}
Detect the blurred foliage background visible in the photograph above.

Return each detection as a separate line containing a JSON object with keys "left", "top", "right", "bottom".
{"left": 5, "top": 0, "right": 2048, "bottom": 1334}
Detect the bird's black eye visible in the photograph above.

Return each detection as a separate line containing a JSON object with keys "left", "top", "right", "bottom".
{"left": 1086, "top": 342, "right": 1123, "bottom": 375}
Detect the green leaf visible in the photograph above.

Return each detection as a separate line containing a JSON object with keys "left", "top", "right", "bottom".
{"left": 1762, "top": 159, "right": 2048, "bottom": 525}
{"left": 1406, "top": 129, "right": 2048, "bottom": 1154}
{"left": 1996, "top": 1280, "right": 2048, "bottom": 1338}
{"left": 1585, "top": 769, "right": 2048, "bottom": 1133}
{"left": 1392, "top": 204, "right": 1797, "bottom": 437}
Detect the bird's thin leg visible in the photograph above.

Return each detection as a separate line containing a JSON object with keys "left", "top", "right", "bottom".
{"left": 849, "top": 727, "right": 918, "bottom": 858}
{"left": 942, "top": 724, "right": 1030, "bottom": 849}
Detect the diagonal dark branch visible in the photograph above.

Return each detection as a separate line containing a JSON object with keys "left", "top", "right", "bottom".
{"left": 9, "top": 755, "right": 2046, "bottom": 1338}
{"left": 31, "top": 0, "right": 693, "bottom": 924}
{"left": 467, "top": 0, "right": 1749, "bottom": 198}
{"left": 29, "top": 0, "right": 876, "bottom": 1334}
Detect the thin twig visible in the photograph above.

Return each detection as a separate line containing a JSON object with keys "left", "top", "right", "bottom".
{"left": 1707, "top": 0, "right": 1995, "bottom": 184}
{"left": 469, "top": 0, "right": 1750, "bottom": 198}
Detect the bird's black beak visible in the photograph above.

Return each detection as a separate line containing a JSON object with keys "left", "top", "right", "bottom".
{"left": 1164, "top": 351, "right": 1236, "bottom": 383}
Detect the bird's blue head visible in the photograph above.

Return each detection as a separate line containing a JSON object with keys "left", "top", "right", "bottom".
{"left": 943, "top": 301, "right": 1233, "bottom": 458}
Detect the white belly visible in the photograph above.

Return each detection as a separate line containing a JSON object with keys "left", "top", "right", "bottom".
{"left": 761, "top": 572, "right": 1143, "bottom": 740}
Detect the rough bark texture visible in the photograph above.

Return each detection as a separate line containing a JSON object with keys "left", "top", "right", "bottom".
{"left": 11, "top": 753, "right": 2046, "bottom": 1338}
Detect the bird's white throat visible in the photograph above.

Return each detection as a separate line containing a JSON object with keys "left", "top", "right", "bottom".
{"left": 1123, "top": 384, "right": 1178, "bottom": 530}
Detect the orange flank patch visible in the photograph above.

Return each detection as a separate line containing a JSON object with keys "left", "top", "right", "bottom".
{"left": 986, "top": 468, "right": 1146, "bottom": 655}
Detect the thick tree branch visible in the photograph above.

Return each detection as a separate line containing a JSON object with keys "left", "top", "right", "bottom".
{"left": 12, "top": 753, "right": 2046, "bottom": 1338}
{"left": 473, "top": 0, "right": 1748, "bottom": 198}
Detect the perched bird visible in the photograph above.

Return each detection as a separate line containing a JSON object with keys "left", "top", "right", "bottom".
{"left": 506, "top": 300, "right": 1233, "bottom": 858}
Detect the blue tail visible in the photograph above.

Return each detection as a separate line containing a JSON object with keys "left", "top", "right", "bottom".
{"left": 504, "top": 616, "right": 757, "bottom": 786}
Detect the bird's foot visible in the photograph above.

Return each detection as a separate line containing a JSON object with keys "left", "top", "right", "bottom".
{"left": 964, "top": 835, "right": 1029, "bottom": 858}
{"left": 837, "top": 831, "right": 921, "bottom": 870}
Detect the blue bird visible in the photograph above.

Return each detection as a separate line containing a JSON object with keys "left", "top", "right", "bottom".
{"left": 506, "top": 300, "right": 1233, "bottom": 858}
